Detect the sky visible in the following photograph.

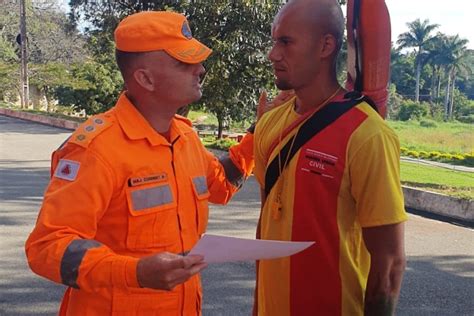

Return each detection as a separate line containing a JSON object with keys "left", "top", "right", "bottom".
{"left": 59, "top": 0, "right": 473, "bottom": 49}
{"left": 385, "top": 0, "right": 473, "bottom": 49}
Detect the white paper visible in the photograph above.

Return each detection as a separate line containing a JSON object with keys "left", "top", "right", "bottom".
{"left": 188, "top": 234, "right": 314, "bottom": 263}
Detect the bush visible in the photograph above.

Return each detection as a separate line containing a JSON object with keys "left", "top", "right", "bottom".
{"left": 419, "top": 119, "right": 437, "bottom": 128}
{"left": 438, "top": 153, "right": 453, "bottom": 161}
{"left": 428, "top": 151, "right": 441, "bottom": 159}
{"left": 397, "top": 100, "right": 429, "bottom": 121}
{"left": 400, "top": 147, "right": 409, "bottom": 155}
{"left": 210, "top": 138, "right": 238, "bottom": 150}
{"left": 457, "top": 114, "right": 474, "bottom": 124}
{"left": 406, "top": 150, "right": 419, "bottom": 158}
{"left": 418, "top": 151, "right": 429, "bottom": 159}
{"left": 464, "top": 154, "right": 474, "bottom": 167}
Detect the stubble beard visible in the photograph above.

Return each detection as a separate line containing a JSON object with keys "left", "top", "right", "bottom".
{"left": 275, "top": 78, "right": 293, "bottom": 91}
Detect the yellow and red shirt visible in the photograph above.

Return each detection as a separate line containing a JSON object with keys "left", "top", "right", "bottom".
{"left": 254, "top": 95, "right": 407, "bottom": 315}
{"left": 25, "top": 93, "right": 254, "bottom": 315}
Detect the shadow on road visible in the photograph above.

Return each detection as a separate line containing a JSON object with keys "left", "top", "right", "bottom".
{"left": 398, "top": 255, "right": 474, "bottom": 315}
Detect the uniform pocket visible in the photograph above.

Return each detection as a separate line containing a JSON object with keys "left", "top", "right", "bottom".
{"left": 190, "top": 176, "right": 210, "bottom": 236}
{"left": 125, "top": 183, "right": 178, "bottom": 249}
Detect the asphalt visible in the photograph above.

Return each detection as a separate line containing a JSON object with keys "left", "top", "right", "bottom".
{"left": 1, "top": 115, "right": 473, "bottom": 315}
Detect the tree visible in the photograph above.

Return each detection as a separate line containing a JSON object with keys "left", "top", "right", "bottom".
{"left": 69, "top": 0, "right": 281, "bottom": 137}
{"left": 397, "top": 19, "right": 438, "bottom": 102}
{"left": 441, "top": 35, "right": 471, "bottom": 119}
{"left": 0, "top": 0, "right": 87, "bottom": 108}
{"left": 186, "top": 1, "right": 280, "bottom": 137}
{"left": 55, "top": 59, "right": 123, "bottom": 114}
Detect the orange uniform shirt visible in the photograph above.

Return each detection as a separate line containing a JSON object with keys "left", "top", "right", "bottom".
{"left": 254, "top": 96, "right": 407, "bottom": 315}
{"left": 25, "top": 93, "right": 254, "bottom": 315}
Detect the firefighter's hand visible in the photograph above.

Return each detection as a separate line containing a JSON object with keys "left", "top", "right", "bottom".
{"left": 257, "top": 89, "right": 295, "bottom": 120}
{"left": 137, "top": 252, "right": 207, "bottom": 291}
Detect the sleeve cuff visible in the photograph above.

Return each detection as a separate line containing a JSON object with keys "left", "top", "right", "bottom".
{"left": 125, "top": 257, "right": 141, "bottom": 288}
{"left": 112, "top": 256, "right": 141, "bottom": 289}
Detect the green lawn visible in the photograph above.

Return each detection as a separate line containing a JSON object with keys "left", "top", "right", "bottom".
{"left": 388, "top": 120, "right": 473, "bottom": 154}
{"left": 188, "top": 110, "right": 218, "bottom": 126}
{"left": 400, "top": 161, "right": 473, "bottom": 199}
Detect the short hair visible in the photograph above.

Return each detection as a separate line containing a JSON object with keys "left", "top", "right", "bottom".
{"left": 115, "top": 49, "right": 143, "bottom": 80}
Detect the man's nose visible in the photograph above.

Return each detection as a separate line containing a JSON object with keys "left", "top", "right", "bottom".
{"left": 268, "top": 45, "right": 280, "bottom": 62}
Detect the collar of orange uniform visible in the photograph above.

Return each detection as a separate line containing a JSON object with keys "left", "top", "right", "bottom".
{"left": 114, "top": 92, "right": 185, "bottom": 146}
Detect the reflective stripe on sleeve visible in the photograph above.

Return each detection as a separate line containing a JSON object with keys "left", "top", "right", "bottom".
{"left": 60, "top": 239, "right": 102, "bottom": 289}
{"left": 131, "top": 184, "right": 173, "bottom": 211}
{"left": 219, "top": 155, "right": 244, "bottom": 188}
{"left": 192, "top": 176, "right": 208, "bottom": 195}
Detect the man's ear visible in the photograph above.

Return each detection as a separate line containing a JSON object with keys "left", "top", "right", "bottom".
{"left": 319, "top": 33, "right": 337, "bottom": 58}
{"left": 133, "top": 69, "right": 155, "bottom": 92}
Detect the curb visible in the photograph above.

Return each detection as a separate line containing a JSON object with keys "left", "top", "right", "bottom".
{"left": 403, "top": 186, "right": 473, "bottom": 223}
{"left": 1, "top": 108, "right": 472, "bottom": 223}
{"left": 0, "top": 108, "right": 81, "bottom": 131}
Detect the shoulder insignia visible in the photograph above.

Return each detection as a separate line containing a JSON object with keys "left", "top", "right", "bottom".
{"left": 54, "top": 159, "right": 80, "bottom": 181}
{"left": 68, "top": 114, "right": 114, "bottom": 148}
{"left": 174, "top": 114, "right": 193, "bottom": 127}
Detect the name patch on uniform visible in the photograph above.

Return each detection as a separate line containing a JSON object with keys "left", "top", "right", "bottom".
{"left": 301, "top": 148, "right": 338, "bottom": 178}
{"left": 54, "top": 159, "right": 80, "bottom": 181}
{"left": 128, "top": 173, "right": 168, "bottom": 187}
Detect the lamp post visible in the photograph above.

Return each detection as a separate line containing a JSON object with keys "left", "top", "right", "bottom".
{"left": 19, "top": 0, "right": 29, "bottom": 108}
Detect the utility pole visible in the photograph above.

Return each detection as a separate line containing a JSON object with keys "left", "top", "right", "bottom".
{"left": 19, "top": 0, "right": 29, "bottom": 109}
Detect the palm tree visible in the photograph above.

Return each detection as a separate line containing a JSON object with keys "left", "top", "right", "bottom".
{"left": 397, "top": 19, "right": 439, "bottom": 102}
{"left": 440, "top": 35, "right": 471, "bottom": 119}
{"left": 425, "top": 34, "right": 445, "bottom": 102}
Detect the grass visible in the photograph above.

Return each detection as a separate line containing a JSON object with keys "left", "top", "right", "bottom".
{"left": 188, "top": 110, "right": 218, "bottom": 127}
{"left": 400, "top": 161, "right": 473, "bottom": 199}
{"left": 388, "top": 120, "right": 473, "bottom": 154}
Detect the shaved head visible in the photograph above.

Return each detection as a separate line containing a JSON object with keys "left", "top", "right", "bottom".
{"left": 277, "top": 0, "right": 344, "bottom": 54}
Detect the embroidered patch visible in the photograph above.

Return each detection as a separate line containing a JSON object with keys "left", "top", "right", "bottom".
{"left": 128, "top": 173, "right": 168, "bottom": 187}
{"left": 181, "top": 21, "right": 193, "bottom": 39}
{"left": 54, "top": 159, "right": 80, "bottom": 181}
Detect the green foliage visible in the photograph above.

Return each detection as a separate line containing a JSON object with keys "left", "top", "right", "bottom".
{"left": 464, "top": 154, "right": 474, "bottom": 167}
{"left": 204, "top": 137, "right": 238, "bottom": 151}
{"left": 452, "top": 90, "right": 474, "bottom": 120}
{"left": 55, "top": 61, "right": 123, "bottom": 114}
{"left": 68, "top": 0, "right": 281, "bottom": 129}
{"left": 419, "top": 119, "right": 437, "bottom": 128}
{"left": 458, "top": 114, "right": 474, "bottom": 124}
{"left": 397, "top": 100, "right": 429, "bottom": 120}
{"left": 215, "top": 138, "right": 238, "bottom": 150}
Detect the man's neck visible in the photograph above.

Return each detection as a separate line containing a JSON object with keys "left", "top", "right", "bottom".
{"left": 126, "top": 92, "right": 177, "bottom": 141}
{"left": 294, "top": 76, "right": 342, "bottom": 114}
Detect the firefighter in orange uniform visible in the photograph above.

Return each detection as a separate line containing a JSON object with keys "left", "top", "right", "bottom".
{"left": 25, "top": 11, "right": 255, "bottom": 315}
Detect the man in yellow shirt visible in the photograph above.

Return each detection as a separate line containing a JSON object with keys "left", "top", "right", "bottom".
{"left": 253, "top": 0, "right": 407, "bottom": 315}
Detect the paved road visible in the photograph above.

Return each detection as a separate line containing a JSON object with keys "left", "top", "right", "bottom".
{"left": 1, "top": 115, "right": 473, "bottom": 315}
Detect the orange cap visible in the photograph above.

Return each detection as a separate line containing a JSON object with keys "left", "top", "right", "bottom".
{"left": 114, "top": 11, "right": 212, "bottom": 64}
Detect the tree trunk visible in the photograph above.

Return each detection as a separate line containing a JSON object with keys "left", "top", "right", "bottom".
{"left": 429, "top": 66, "right": 437, "bottom": 115}
{"left": 44, "top": 86, "right": 52, "bottom": 112}
{"left": 449, "top": 76, "right": 456, "bottom": 119}
{"left": 430, "top": 67, "right": 435, "bottom": 104}
{"left": 217, "top": 117, "right": 224, "bottom": 139}
{"left": 436, "top": 72, "right": 441, "bottom": 98}
{"left": 444, "top": 73, "right": 451, "bottom": 121}
{"left": 415, "top": 60, "right": 421, "bottom": 102}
